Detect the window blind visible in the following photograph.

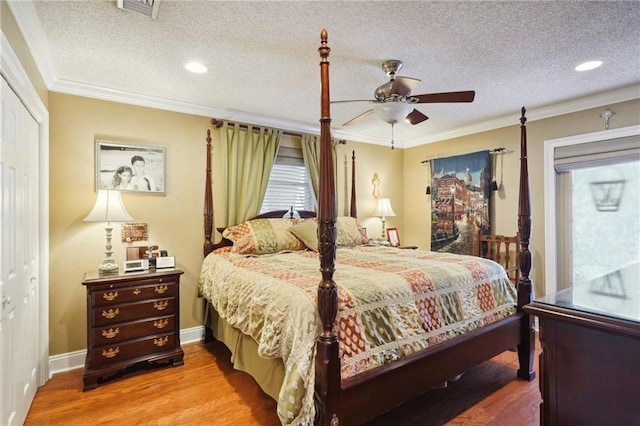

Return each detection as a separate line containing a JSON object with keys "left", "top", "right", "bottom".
{"left": 260, "top": 147, "right": 315, "bottom": 213}
{"left": 554, "top": 135, "right": 640, "bottom": 172}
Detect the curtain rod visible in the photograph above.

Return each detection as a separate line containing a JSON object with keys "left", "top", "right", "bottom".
{"left": 211, "top": 118, "right": 346, "bottom": 144}
{"left": 420, "top": 147, "right": 506, "bottom": 164}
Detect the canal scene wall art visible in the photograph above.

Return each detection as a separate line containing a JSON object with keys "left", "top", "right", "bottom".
{"left": 428, "top": 150, "right": 492, "bottom": 255}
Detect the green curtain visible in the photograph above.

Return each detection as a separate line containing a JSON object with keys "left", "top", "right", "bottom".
{"left": 222, "top": 122, "right": 281, "bottom": 226}
{"left": 301, "top": 134, "right": 320, "bottom": 199}
{"left": 301, "top": 134, "right": 338, "bottom": 205}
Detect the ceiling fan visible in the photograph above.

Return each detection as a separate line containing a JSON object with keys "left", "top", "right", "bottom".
{"left": 332, "top": 59, "right": 476, "bottom": 148}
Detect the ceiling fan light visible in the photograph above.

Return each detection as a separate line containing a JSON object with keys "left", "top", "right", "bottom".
{"left": 374, "top": 102, "right": 413, "bottom": 124}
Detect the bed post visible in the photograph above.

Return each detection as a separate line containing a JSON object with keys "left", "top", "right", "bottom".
{"left": 314, "top": 29, "right": 341, "bottom": 426}
{"left": 516, "top": 107, "right": 535, "bottom": 381}
{"left": 204, "top": 128, "right": 214, "bottom": 257}
{"left": 350, "top": 150, "right": 357, "bottom": 218}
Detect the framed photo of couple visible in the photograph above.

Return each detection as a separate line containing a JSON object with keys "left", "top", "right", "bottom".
{"left": 95, "top": 139, "right": 166, "bottom": 194}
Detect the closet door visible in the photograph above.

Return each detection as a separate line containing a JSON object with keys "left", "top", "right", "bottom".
{"left": 1, "top": 76, "right": 40, "bottom": 426}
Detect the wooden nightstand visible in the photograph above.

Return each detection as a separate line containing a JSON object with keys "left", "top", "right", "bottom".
{"left": 82, "top": 268, "right": 185, "bottom": 391}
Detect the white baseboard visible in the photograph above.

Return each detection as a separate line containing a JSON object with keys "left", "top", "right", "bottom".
{"left": 48, "top": 325, "right": 205, "bottom": 378}
{"left": 49, "top": 349, "right": 86, "bottom": 377}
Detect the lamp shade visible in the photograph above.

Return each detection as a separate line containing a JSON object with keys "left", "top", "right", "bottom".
{"left": 84, "top": 190, "right": 133, "bottom": 223}
{"left": 374, "top": 102, "right": 412, "bottom": 124}
{"left": 372, "top": 197, "right": 396, "bottom": 218}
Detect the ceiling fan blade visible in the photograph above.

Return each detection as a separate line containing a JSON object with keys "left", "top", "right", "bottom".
{"left": 390, "top": 76, "right": 421, "bottom": 97}
{"left": 330, "top": 99, "right": 374, "bottom": 104}
{"left": 406, "top": 109, "right": 429, "bottom": 125}
{"left": 343, "top": 109, "right": 373, "bottom": 126}
{"left": 413, "top": 91, "right": 476, "bottom": 103}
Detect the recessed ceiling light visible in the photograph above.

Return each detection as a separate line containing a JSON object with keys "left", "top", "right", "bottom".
{"left": 185, "top": 61, "right": 208, "bottom": 74}
{"left": 575, "top": 60, "right": 602, "bottom": 72}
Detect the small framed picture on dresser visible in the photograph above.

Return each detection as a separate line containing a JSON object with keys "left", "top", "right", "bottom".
{"left": 386, "top": 227, "right": 400, "bottom": 247}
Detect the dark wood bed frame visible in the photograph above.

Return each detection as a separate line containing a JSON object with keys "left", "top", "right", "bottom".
{"left": 202, "top": 29, "right": 535, "bottom": 426}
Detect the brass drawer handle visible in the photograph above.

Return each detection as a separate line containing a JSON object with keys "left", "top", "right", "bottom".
{"left": 153, "top": 300, "right": 168, "bottom": 311}
{"left": 133, "top": 289, "right": 141, "bottom": 295}
{"left": 102, "top": 327, "right": 120, "bottom": 339}
{"left": 153, "top": 319, "right": 169, "bottom": 329}
{"left": 102, "top": 291, "right": 118, "bottom": 301}
{"left": 154, "top": 285, "right": 168, "bottom": 294}
{"left": 153, "top": 336, "right": 169, "bottom": 347}
{"left": 102, "top": 347, "right": 120, "bottom": 358}
{"left": 101, "top": 308, "right": 120, "bottom": 319}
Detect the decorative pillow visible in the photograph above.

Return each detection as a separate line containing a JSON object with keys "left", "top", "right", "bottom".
{"left": 222, "top": 218, "right": 306, "bottom": 255}
{"left": 289, "top": 220, "right": 319, "bottom": 252}
{"left": 336, "top": 216, "right": 368, "bottom": 247}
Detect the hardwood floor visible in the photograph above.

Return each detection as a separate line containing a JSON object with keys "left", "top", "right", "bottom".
{"left": 25, "top": 339, "right": 541, "bottom": 425}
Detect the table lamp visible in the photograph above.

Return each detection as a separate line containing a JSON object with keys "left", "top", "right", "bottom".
{"left": 84, "top": 190, "right": 133, "bottom": 273}
{"left": 372, "top": 197, "right": 396, "bottom": 239}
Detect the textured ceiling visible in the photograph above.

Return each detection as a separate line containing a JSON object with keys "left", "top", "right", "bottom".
{"left": 21, "top": 1, "right": 640, "bottom": 147}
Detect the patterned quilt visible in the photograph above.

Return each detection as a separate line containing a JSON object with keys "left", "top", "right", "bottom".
{"left": 198, "top": 246, "right": 517, "bottom": 425}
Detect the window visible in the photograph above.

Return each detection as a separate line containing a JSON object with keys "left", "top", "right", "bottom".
{"left": 544, "top": 126, "right": 640, "bottom": 295}
{"left": 260, "top": 146, "right": 315, "bottom": 213}
{"left": 566, "top": 161, "right": 639, "bottom": 285}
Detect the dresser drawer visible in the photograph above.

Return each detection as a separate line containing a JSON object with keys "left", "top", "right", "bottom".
{"left": 92, "top": 315, "right": 175, "bottom": 345}
{"left": 92, "top": 281, "right": 176, "bottom": 307}
{"left": 91, "top": 332, "right": 177, "bottom": 368}
{"left": 93, "top": 298, "right": 175, "bottom": 326}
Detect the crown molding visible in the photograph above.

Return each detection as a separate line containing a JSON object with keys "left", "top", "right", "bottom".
{"left": 49, "top": 76, "right": 640, "bottom": 150}
{"left": 51, "top": 77, "right": 403, "bottom": 146}
{"left": 7, "top": 0, "right": 56, "bottom": 88}
{"left": 405, "top": 84, "right": 640, "bottom": 148}
{"left": 51, "top": 77, "right": 323, "bottom": 134}
{"left": 1, "top": 32, "right": 48, "bottom": 123}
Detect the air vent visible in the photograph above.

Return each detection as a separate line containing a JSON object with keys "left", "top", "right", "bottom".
{"left": 117, "top": 0, "right": 161, "bottom": 20}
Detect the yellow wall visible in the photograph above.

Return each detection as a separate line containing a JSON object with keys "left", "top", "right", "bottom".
{"left": 48, "top": 92, "right": 403, "bottom": 355}
{"left": 404, "top": 99, "right": 640, "bottom": 297}
{"left": 38, "top": 92, "right": 640, "bottom": 356}
{"left": 49, "top": 94, "right": 208, "bottom": 355}
{"left": 31, "top": 92, "right": 640, "bottom": 356}
{"left": 339, "top": 144, "right": 405, "bottom": 240}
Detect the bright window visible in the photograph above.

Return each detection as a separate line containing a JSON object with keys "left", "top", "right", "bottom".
{"left": 260, "top": 147, "right": 315, "bottom": 213}
{"left": 546, "top": 128, "right": 640, "bottom": 294}
{"left": 570, "top": 161, "right": 639, "bottom": 284}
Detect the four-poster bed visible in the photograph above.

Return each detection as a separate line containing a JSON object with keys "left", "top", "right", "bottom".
{"left": 198, "top": 29, "right": 534, "bottom": 425}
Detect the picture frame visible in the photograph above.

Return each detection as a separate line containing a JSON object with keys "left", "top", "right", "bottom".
{"left": 95, "top": 139, "right": 166, "bottom": 194}
{"left": 386, "top": 227, "right": 400, "bottom": 247}
{"left": 121, "top": 222, "right": 148, "bottom": 243}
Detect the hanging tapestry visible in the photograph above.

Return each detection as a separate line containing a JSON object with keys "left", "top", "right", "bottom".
{"left": 428, "top": 150, "right": 492, "bottom": 255}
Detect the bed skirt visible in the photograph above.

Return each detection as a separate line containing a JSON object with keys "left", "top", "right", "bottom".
{"left": 204, "top": 301, "right": 285, "bottom": 401}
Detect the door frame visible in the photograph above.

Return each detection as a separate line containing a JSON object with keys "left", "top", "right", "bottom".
{"left": 543, "top": 124, "right": 640, "bottom": 296}
{"left": 1, "top": 31, "right": 50, "bottom": 385}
